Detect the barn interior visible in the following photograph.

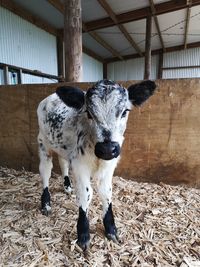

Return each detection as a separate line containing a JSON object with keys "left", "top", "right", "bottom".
{"left": 0, "top": 0, "right": 200, "bottom": 266}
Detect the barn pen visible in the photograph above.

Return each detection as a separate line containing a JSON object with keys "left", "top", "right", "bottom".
{"left": 1, "top": 0, "right": 200, "bottom": 265}
{"left": 0, "top": 79, "right": 200, "bottom": 266}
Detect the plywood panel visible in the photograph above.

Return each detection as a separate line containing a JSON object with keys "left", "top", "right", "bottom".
{"left": 0, "top": 79, "right": 200, "bottom": 187}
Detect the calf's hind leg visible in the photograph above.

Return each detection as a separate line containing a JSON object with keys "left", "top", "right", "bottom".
{"left": 39, "top": 142, "right": 53, "bottom": 216}
{"left": 58, "top": 156, "right": 72, "bottom": 193}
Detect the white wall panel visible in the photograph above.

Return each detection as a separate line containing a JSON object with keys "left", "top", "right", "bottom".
{"left": 163, "top": 48, "right": 200, "bottom": 79}
{"left": 82, "top": 53, "right": 103, "bottom": 82}
{"left": 0, "top": 6, "right": 57, "bottom": 78}
{"left": 107, "top": 55, "right": 158, "bottom": 81}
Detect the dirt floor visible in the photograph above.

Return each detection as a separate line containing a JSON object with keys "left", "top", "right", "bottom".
{"left": 0, "top": 167, "right": 200, "bottom": 267}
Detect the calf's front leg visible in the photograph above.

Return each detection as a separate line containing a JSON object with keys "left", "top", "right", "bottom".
{"left": 73, "top": 162, "right": 93, "bottom": 250}
{"left": 97, "top": 173, "right": 118, "bottom": 242}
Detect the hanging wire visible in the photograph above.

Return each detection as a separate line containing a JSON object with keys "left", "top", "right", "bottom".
{"left": 96, "top": 10, "right": 200, "bottom": 54}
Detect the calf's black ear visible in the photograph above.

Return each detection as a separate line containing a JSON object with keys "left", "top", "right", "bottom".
{"left": 56, "top": 86, "right": 85, "bottom": 110}
{"left": 128, "top": 80, "right": 156, "bottom": 106}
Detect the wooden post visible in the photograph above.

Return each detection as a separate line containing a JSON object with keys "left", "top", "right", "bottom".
{"left": 103, "top": 62, "right": 107, "bottom": 79}
{"left": 18, "top": 69, "right": 23, "bottom": 84}
{"left": 158, "top": 51, "right": 163, "bottom": 79}
{"left": 3, "top": 65, "right": 9, "bottom": 85}
{"left": 144, "top": 15, "right": 152, "bottom": 80}
{"left": 57, "top": 35, "right": 64, "bottom": 80}
{"left": 64, "top": 0, "right": 82, "bottom": 82}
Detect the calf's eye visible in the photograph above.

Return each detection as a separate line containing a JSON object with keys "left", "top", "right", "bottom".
{"left": 86, "top": 110, "right": 93, "bottom": 119}
{"left": 121, "top": 109, "right": 130, "bottom": 118}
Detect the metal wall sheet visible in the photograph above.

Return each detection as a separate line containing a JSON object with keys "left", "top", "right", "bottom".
{"left": 0, "top": 6, "right": 103, "bottom": 84}
{"left": 0, "top": 6, "right": 58, "bottom": 76}
{"left": 163, "top": 48, "right": 200, "bottom": 78}
{"left": 82, "top": 53, "right": 103, "bottom": 82}
{"left": 107, "top": 55, "right": 159, "bottom": 81}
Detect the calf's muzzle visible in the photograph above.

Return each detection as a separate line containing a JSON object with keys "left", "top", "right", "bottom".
{"left": 95, "top": 141, "right": 120, "bottom": 160}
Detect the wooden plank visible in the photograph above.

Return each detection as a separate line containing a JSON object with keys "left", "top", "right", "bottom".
{"left": 0, "top": 0, "right": 58, "bottom": 36}
{"left": 47, "top": 0, "right": 63, "bottom": 13}
{"left": 97, "top": 0, "right": 143, "bottom": 56}
{"left": 64, "top": 0, "right": 82, "bottom": 82}
{"left": 144, "top": 15, "right": 152, "bottom": 80}
{"left": 84, "top": 0, "right": 200, "bottom": 32}
{"left": 105, "top": 41, "right": 200, "bottom": 63}
{"left": 149, "top": 0, "right": 165, "bottom": 51}
{"left": 184, "top": 6, "right": 191, "bottom": 49}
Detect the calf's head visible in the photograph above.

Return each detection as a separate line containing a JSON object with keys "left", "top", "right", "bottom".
{"left": 56, "top": 79, "right": 156, "bottom": 160}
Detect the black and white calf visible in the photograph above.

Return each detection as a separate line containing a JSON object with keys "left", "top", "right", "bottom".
{"left": 37, "top": 79, "right": 156, "bottom": 250}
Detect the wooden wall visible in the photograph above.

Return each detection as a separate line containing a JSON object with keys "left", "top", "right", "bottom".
{"left": 0, "top": 79, "right": 200, "bottom": 187}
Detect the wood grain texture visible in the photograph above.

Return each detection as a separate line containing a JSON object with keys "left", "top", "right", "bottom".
{"left": 64, "top": 0, "right": 82, "bottom": 82}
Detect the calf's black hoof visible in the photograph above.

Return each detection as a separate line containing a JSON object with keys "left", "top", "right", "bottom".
{"left": 64, "top": 176, "right": 72, "bottom": 194}
{"left": 41, "top": 187, "right": 51, "bottom": 216}
{"left": 106, "top": 231, "right": 119, "bottom": 243}
{"left": 41, "top": 204, "right": 52, "bottom": 216}
{"left": 77, "top": 234, "right": 90, "bottom": 251}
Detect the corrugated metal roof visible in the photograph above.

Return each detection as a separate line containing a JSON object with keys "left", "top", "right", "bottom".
{"left": 96, "top": 26, "right": 136, "bottom": 55}
{"left": 82, "top": 0, "right": 108, "bottom": 22}
{"left": 1, "top": 0, "right": 200, "bottom": 61}
{"left": 83, "top": 33, "right": 113, "bottom": 58}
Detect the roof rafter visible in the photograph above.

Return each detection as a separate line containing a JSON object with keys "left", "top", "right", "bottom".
{"left": 184, "top": 3, "right": 191, "bottom": 49}
{"left": 84, "top": 0, "right": 200, "bottom": 32}
{"left": 105, "top": 41, "right": 200, "bottom": 63}
{"left": 97, "top": 0, "right": 143, "bottom": 57}
{"left": 47, "top": 0, "right": 123, "bottom": 60}
{"left": 149, "top": 0, "right": 165, "bottom": 51}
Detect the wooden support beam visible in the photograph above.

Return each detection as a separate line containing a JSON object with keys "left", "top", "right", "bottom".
{"left": 84, "top": 0, "right": 200, "bottom": 32}
{"left": 184, "top": 6, "right": 191, "bottom": 49}
{"left": 103, "top": 62, "right": 107, "bottom": 79}
{"left": 105, "top": 41, "right": 200, "bottom": 63}
{"left": 158, "top": 51, "right": 163, "bottom": 79}
{"left": 56, "top": 35, "right": 64, "bottom": 78}
{"left": 47, "top": 0, "right": 64, "bottom": 13}
{"left": 149, "top": 0, "right": 165, "bottom": 51}
{"left": 144, "top": 15, "right": 152, "bottom": 80}
{"left": 64, "top": 0, "right": 82, "bottom": 82}
{"left": 3, "top": 65, "right": 9, "bottom": 85}
{"left": 97, "top": 0, "right": 143, "bottom": 57}
{"left": 87, "top": 30, "right": 123, "bottom": 60}
{"left": 0, "top": 0, "right": 58, "bottom": 36}
{"left": 48, "top": 0, "right": 123, "bottom": 61}
{"left": 18, "top": 69, "right": 23, "bottom": 84}
{"left": 82, "top": 46, "right": 105, "bottom": 62}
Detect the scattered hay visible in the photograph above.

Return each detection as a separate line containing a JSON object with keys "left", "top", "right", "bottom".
{"left": 0, "top": 167, "right": 200, "bottom": 267}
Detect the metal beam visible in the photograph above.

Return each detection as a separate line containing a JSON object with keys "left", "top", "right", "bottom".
{"left": 97, "top": 0, "right": 143, "bottom": 57}
{"left": 149, "top": 0, "right": 165, "bottom": 51}
{"left": 84, "top": 0, "right": 200, "bottom": 32}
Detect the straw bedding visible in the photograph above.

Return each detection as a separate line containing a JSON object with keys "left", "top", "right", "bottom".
{"left": 0, "top": 166, "right": 200, "bottom": 267}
